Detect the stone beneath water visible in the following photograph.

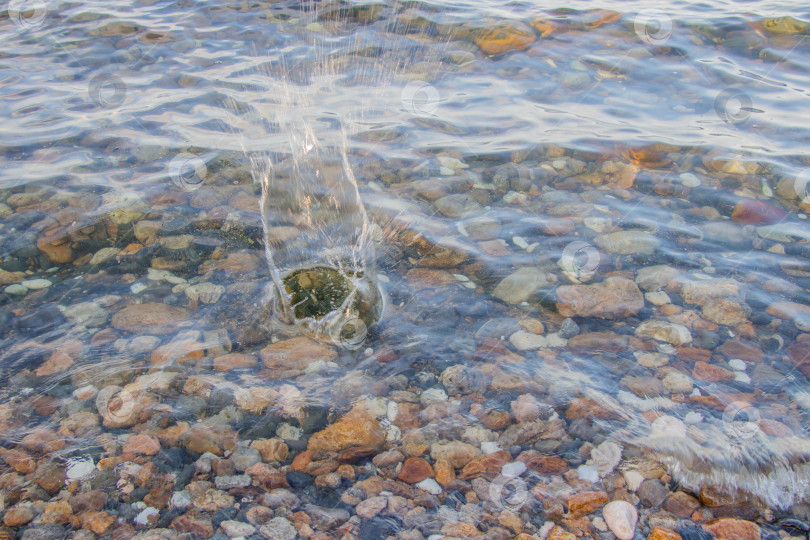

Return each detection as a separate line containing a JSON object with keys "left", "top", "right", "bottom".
{"left": 111, "top": 302, "right": 189, "bottom": 334}
{"left": 260, "top": 336, "right": 338, "bottom": 371}
{"left": 603, "top": 500, "right": 638, "bottom": 540}
{"left": 635, "top": 320, "right": 692, "bottom": 346}
{"left": 492, "top": 267, "right": 556, "bottom": 304}
{"left": 307, "top": 407, "right": 384, "bottom": 454}
{"left": 556, "top": 277, "right": 644, "bottom": 319}
{"left": 595, "top": 231, "right": 660, "bottom": 255}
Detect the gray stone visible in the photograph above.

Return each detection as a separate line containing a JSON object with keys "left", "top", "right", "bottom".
{"left": 439, "top": 364, "right": 488, "bottom": 395}
{"left": 492, "top": 267, "right": 555, "bottom": 304}
{"left": 258, "top": 517, "right": 296, "bottom": 540}
{"left": 230, "top": 446, "right": 261, "bottom": 472}
{"left": 595, "top": 231, "right": 660, "bottom": 255}
{"left": 304, "top": 504, "right": 350, "bottom": 530}
{"left": 214, "top": 474, "right": 251, "bottom": 490}
{"left": 637, "top": 479, "right": 668, "bottom": 507}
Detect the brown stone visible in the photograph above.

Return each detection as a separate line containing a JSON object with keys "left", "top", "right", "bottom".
{"left": 480, "top": 409, "right": 511, "bottom": 430}
{"left": 123, "top": 434, "right": 161, "bottom": 455}
{"left": 664, "top": 491, "right": 700, "bottom": 518}
{"left": 786, "top": 341, "right": 810, "bottom": 378}
{"left": 767, "top": 301, "right": 810, "bottom": 329}
{"left": 81, "top": 511, "right": 116, "bottom": 535}
{"left": 70, "top": 490, "right": 108, "bottom": 513}
{"left": 183, "top": 424, "right": 237, "bottom": 456}
{"left": 151, "top": 339, "right": 205, "bottom": 366}
{"left": 213, "top": 352, "right": 257, "bottom": 371}
{"left": 566, "top": 398, "right": 621, "bottom": 420}
{"left": 676, "top": 347, "right": 712, "bottom": 363}
{"left": 648, "top": 528, "right": 682, "bottom": 540}
{"left": 441, "top": 522, "right": 484, "bottom": 538}
{"left": 405, "top": 268, "right": 456, "bottom": 288}
{"left": 307, "top": 407, "right": 384, "bottom": 454}
{"left": 397, "top": 457, "right": 434, "bottom": 483}
{"left": 34, "top": 460, "right": 66, "bottom": 493}
{"left": 434, "top": 458, "right": 455, "bottom": 486}
{"left": 717, "top": 340, "right": 763, "bottom": 363}
{"left": 217, "top": 250, "right": 260, "bottom": 274}
{"left": 21, "top": 429, "right": 66, "bottom": 454}
{"left": 459, "top": 450, "right": 511, "bottom": 480}
{"left": 260, "top": 336, "right": 337, "bottom": 371}
{"left": 36, "top": 350, "right": 75, "bottom": 376}
{"left": 547, "top": 525, "right": 577, "bottom": 540}
{"left": 171, "top": 512, "right": 214, "bottom": 537}
{"left": 473, "top": 22, "right": 536, "bottom": 55}
{"left": 246, "top": 463, "right": 289, "bottom": 489}
{"left": 702, "top": 517, "right": 761, "bottom": 540}
{"left": 556, "top": 277, "right": 644, "bottom": 319}
{"left": 251, "top": 438, "right": 289, "bottom": 463}
{"left": 292, "top": 450, "right": 314, "bottom": 472}
{"left": 731, "top": 199, "right": 786, "bottom": 225}
{"left": 692, "top": 361, "right": 734, "bottom": 382}
{"left": 522, "top": 454, "right": 569, "bottom": 474}
{"left": 3, "top": 505, "right": 34, "bottom": 527}
{"left": 567, "top": 491, "right": 608, "bottom": 516}
{"left": 0, "top": 269, "right": 26, "bottom": 285}
{"left": 41, "top": 500, "right": 74, "bottom": 524}
{"left": 567, "top": 332, "right": 628, "bottom": 354}
{"left": 37, "top": 229, "right": 74, "bottom": 263}
{"left": 111, "top": 302, "right": 188, "bottom": 334}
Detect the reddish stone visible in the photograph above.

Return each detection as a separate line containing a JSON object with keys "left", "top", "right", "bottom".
{"left": 70, "top": 490, "right": 108, "bottom": 513}
{"left": 337, "top": 446, "right": 379, "bottom": 463}
{"left": 292, "top": 450, "right": 314, "bottom": 473}
{"left": 676, "top": 347, "right": 712, "bottom": 363}
{"left": 122, "top": 434, "right": 161, "bottom": 456}
{"left": 692, "top": 361, "right": 734, "bottom": 382}
{"left": 568, "top": 332, "right": 629, "bottom": 354}
{"left": 307, "top": 407, "right": 385, "bottom": 454}
{"left": 731, "top": 199, "right": 786, "bottom": 225}
{"left": 786, "top": 341, "right": 810, "bottom": 378}
{"left": 648, "top": 528, "right": 682, "bottom": 540}
{"left": 245, "top": 463, "right": 289, "bottom": 489}
{"left": 566, "top": 398, "right": 621, "bottom": 420}
{"left": 171, "top": 512, "right": 214, "bottom": 537}
{"left": 458, "top": 450, "right": 511, "bottom": 480}
{"left": 717, "top": 340, "right": 764, "bottom": 363}
{"left": 0, "top": 448, "right": 36, "bottom": 474}
{"left": 702, "top": 517, "right": 761, "bottom": 540}
{"left": 567, "top": 491, "right": 608, "bottom": 516}
{"left": 523, "top": 454, "right": 569, "bottom": 474}
{"left": 480, "top": 409, "right": 511, "bottom": 430}
{"left": 81, "top": 511, "right": 116, "bottom": 535}
{"left": 664, "top": 491, "right": 700, "bottom": 518}
{"left": 397, "top": 457, "right": 434, "bottom": 483}
{"left": 474, "top": 338, "right": 523, "bottom": 363}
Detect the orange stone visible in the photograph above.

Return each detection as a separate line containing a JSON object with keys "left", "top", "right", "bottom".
{"left": 307, "top": 407, "right": 384, "bottom": 454}
{"left": 81, "top": 511, "right": 116, "bottom": 535}
{"left": 547, "top": 526, "right": 577, "bottom": 540}
{"left": 260, "top": 336, "right": 337, "bottom": 371}
{"left": 692, "top": 361, "right": 734, "bottom": 382}
{"left": 567, "top": 491, "right": 608, "bottom": 516}
{"left": 648, "top": 528, "right": 682, "bottom": 540}
{"left": 434, "top": 458, "right": 455, "bottom": 486}
{"left": 703, "top": 518, "right": 761, "bottom": 540}
{"left": 397, "top": 457, "right": 434, "bottom": 483}
{"left": 152, "top": 339, "right": 205, "bottom": 366}
{"left": 441, "top": 522, "right": 483, "bottom": 537}
{"left": 473, "top": 23, "right": 536, "bottom": 55}
{"left": 459, "top": 450, "right": 511, "bottom": 480}
{"left": 212, "top": 352, "right": 257, "bottom": 371}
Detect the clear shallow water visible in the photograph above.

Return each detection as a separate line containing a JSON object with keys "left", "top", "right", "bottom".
{"left": 2, "top": 0, "right": 810, "bottom": 537}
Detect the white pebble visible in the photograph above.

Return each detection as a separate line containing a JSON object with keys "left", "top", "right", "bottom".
{"left": 735, "top": 371, "right": 751, "bottom": 384}
{"left": 680, "top": 173, "right": 701, "bottom": 187}
{"left": 416, "top": 478, "right": 442, "bottom": 495}
{"left": 512, "top": 236, "right": 529, "bottom": 249}
{"left": 21, "top": 278, "right": 51, "bottom": 290}
{"left": 603, "top": 500, "right": 638, "bottom": 540}
{"left": 65, "top": 457, "right": 95, "bottom": 480}
{"left": 501, "top": 461, "right": 527, "bottom": 479}
{"left": 728, "top": 358, "right": 747, "bottom": 371}
{"left": 439, "top": 166, "right": 454, "bottom": 176}
{"left": 130, "top": 282, "right": 148, "bottom": 294}
{"left": 481, "top": 442, "right": 501, "bottom": 454}
{"left": 170, "top": 490, "right": 191, "bottom": 510}
{"left": 684, "top": 411, "right": 704, "bottom": 424}
{"left": 134, "top": 507, "right": 160, "bottom": 526}
{"left": 420, "top": 387, "right": 448, "bottom": 405}
{"left": 4, "top": 284, "right": 27, "bottom": 296}
{"left": 577, "top": 464, "right": 599, "bottom": 483}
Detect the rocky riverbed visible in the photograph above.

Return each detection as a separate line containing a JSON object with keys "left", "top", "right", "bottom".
{"left": 2, "top": 1, "right": 810, "bottom": 539}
